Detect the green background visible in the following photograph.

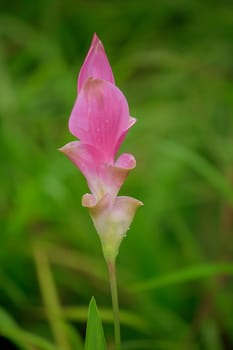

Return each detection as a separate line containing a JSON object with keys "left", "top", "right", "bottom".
{"left": 1, "top": 0, "right": 233, "bottom": 349}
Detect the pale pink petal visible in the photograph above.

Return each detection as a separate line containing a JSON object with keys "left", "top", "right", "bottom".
{"left": 83, "top": 193, "right": 113, "bottom": 239}
{"left": 78, "top": 33, "right": 115, "bottom": 92}
{"left": 84, "top": 193, "right": 143, "bottom": 237}
{"left": 85, "top": 193, "right": 143, "bottom": 260}
{"left": 110, "top": 196, "right": 143, "bottom": 236}
{"left": 69, "top": 79, "right": 130, "bottom": 162}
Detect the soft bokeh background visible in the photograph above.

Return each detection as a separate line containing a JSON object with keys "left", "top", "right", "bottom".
{"left": 1, "top": 0, "right": 233, "bottom": 349}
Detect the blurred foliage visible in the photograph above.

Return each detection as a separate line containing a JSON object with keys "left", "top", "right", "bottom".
{"left": 1, "top": 0, "right": 233, "bottom": 349}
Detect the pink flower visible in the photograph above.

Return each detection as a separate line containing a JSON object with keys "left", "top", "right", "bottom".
{"left": 60, "top": 34, "right": 142, "bottom": 261}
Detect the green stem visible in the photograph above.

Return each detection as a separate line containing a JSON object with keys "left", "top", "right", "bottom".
{"left": 107, "top": 260, "right": 121, "bottom": 350}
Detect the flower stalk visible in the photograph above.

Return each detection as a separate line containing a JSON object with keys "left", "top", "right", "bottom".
{"left": 107, "top": 260, "right": 121, "bottom": 350}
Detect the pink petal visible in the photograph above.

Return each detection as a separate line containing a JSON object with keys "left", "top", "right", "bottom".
{"left": 115, "top": 153, "right": 136, "bottom": 169}
{"left": 78, "top": 34, "right": 115, "bottom": 92}
{"left": 59, "top": 141, "right": 105, "bottom": 199}
{"left": 101, "top": 153, "right": 136, "bottom": 197}
{"left": 60, "top": 142, "right": 136, "bottom": 200}
{"left": 69, "top": 79, "right": 130, "bottom": 162}
{"left": 113, "top": 117, "right": 136, "bottom": 156}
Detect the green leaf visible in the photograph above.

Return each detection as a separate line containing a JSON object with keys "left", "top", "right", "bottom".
{"left": 84, "top": 297, "right": 107, "bottom": 350}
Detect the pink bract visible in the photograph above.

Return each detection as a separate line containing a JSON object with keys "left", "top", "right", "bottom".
{"left": 60, "top": 140, "right": 136, "bottom": 200}
{"left": 69, "top": 78, "right": 132, "bottom": 163}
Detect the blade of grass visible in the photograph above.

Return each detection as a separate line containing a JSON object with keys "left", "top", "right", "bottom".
{"left": 122, "top": 339, "right": 197, "bottom": 350}
{"left": 1, "top": 327, "right": 60, "bottom": 350}
{"left": 0, "top": 307, "right": 58, "bottom": 350}
{"left": 0, "top": 270, "right": 29, "bottom": 307}
{"left": 62, "top": 305, "right": 149, "bottom": 333}
{"left": 159, "top": 142, "right": 233, "bottom": 205}
{"left": 33, "top": 241, "right": 71, "bottom": 350}
{"left": 45, "top": 242, "right": 106, "bottom": 281}
{"left": 130, "top": 263, "right": 233, "bottom": 292}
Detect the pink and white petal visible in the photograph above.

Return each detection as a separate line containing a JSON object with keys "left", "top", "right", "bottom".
{"left": 87, "top": 194, "right": 143, "bottom": 261}
{"left": 59, "top": 141, "right": 105, "bottom": 198}
{"left": 110, "top": 196, "right": 143, "bottom": 237}
{"left": 69, "top": 79, "right": 131, "bottom": 162}
{"left": 78, "top": 34, "right": 115, "bottom": 92}
{"left": 85, "top": 193, "right": 113, "bottom": 236}
{"left": 87, "top": 193, "right": 143, "bottom": 238}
